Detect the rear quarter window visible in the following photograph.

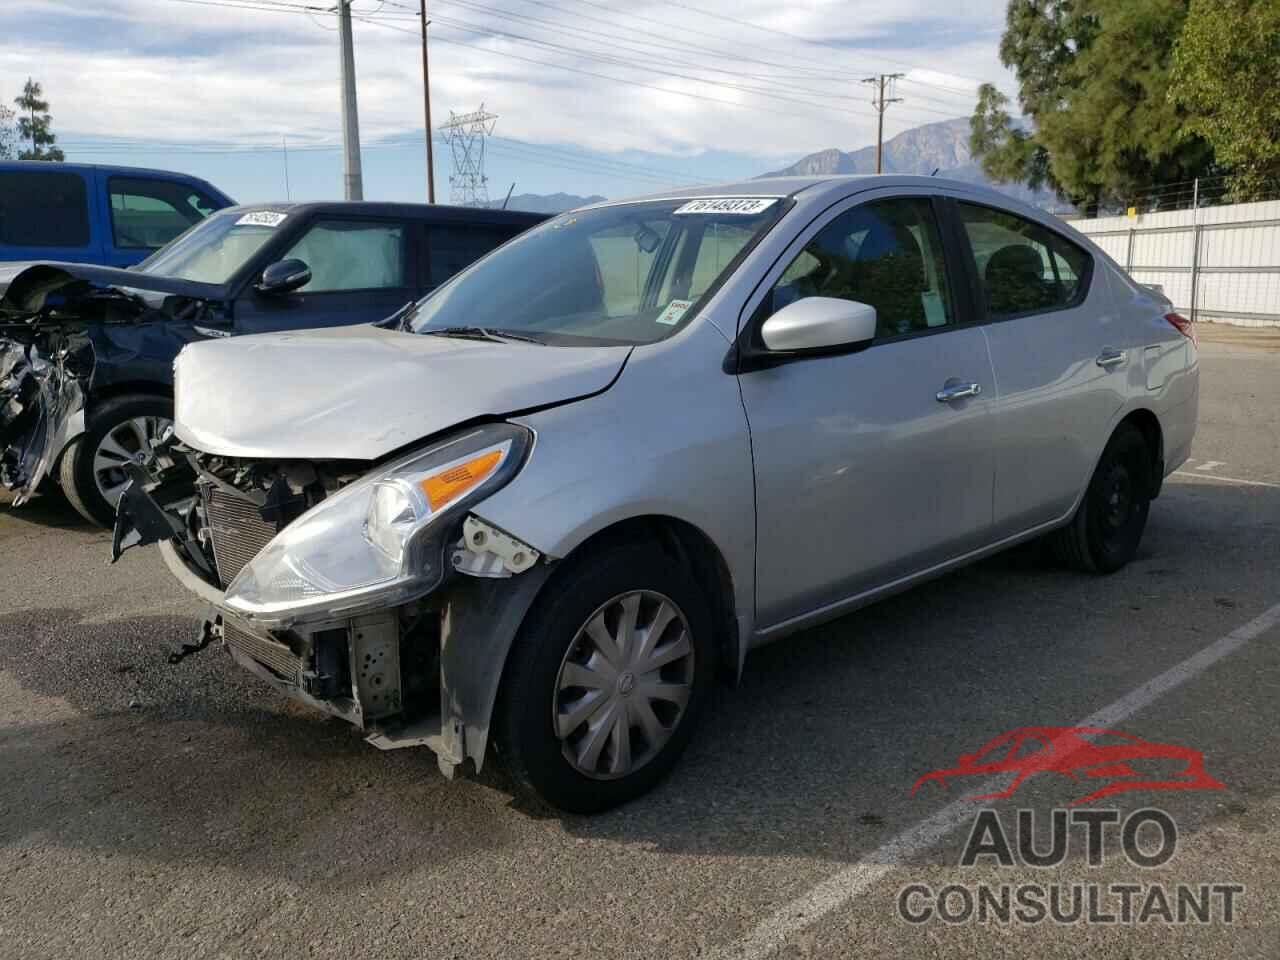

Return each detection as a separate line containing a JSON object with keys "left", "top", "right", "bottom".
{"left": 0, "top": 170, "right": 90, "bottom": 248}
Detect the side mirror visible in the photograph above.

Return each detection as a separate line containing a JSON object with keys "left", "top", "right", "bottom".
{"left": 255, "top": 258, "right": 311, "bottom": 296}
{"left": 760, "top": 296, "right": 877, "bottom": 352}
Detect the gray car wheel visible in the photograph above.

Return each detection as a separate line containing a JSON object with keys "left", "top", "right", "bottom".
{"left": 553, "top": 590, "right": 696, "bottom": 781}
{"left": 495, "top": 540, "right": 715, "bottom": 813}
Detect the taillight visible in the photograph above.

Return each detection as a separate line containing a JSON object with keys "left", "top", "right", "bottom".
{"left": 1165, "top": 312, "right": 1197, "bottom": 346}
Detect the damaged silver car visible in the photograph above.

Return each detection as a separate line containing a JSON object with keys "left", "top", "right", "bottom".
{"left": 117, "top": 177, "right": 1199, "bottom": 812}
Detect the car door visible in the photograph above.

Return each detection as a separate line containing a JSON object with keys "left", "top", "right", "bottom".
{"left": 738, "top": 192, "right": 996, "bottom": 630}
{"left": 232, "top": 216, "right": 417, "bottom": 335}
{"left": 99, "top": 172, "right": 223, "bottom": 267}
{"left": 953, "top": 201, "right": 1129, "bottom": 538}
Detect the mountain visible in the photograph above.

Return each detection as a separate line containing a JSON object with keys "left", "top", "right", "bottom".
{"left": 485, "top": 192, "right": 606, "bottom": 214}
{"left": 759, "top": 117, "right": 1057, "bottom": 208}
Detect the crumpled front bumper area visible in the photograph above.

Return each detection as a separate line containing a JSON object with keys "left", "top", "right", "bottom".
{"left": 130, "top": 466, "right": 553, "bottom": 777}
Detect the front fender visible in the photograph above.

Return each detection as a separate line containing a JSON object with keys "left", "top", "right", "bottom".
{"left": 436, "top": 564, "right": 553, "bottom": 773}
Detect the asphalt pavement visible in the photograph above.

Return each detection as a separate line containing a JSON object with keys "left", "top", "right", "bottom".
{"left": 1, "top": 323, "right": 1277, "bottom": 959}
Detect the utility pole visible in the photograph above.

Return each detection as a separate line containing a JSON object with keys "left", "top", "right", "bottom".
{"left": 337, "top": 0, "right": 364, "bottom": 200}
{"left": 419, "top": 0, "right": 435, "bottom": 202}
{"left": 862, "top": 73, "right": 904, "bottom": 174}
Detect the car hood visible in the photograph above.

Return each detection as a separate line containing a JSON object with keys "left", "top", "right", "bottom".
{"left": 174, "top": 323, "right": 632, "bottom": 460}
{"left": 0, "top": 261, "right": 226, "bottom": 312}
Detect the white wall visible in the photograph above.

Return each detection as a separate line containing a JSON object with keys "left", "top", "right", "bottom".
{"left": 1071, "top": 201, "right": 1280, "bottom": 327}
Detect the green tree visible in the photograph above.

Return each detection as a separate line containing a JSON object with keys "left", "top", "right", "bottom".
{"left": 0, "top": 103, "right": 16, "bottom": 160}
{"left": 972, "top": 0, "right": 1213, "bottom": 209}
{"left": 14, "top": 78, "right": 64, "bottom": 162}
{"left": 1170, "top": 0, "right": 1280, "bottom": 200}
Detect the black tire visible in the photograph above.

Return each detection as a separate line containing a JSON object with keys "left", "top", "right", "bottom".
{"left": 1050, "top": 423, "right": 1152, "bottom": 574}
{"left": 494, "top": 540, "right": 717, "bottom": 814}
{"left": 60, "top": 394, "right": 173, "bottom": 528}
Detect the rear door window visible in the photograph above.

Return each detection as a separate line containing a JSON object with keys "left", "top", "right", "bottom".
{"left": 108, "top": 176, "right": 220, "bottom": 250}
{"left": 957, "top": 202, "right": 1092, "bottom": 317}
{"left": 424, "top": 222, "right": 523, "bottom": 288}
{"left": 0, "top": 170, "right": 90, "bottom": 247}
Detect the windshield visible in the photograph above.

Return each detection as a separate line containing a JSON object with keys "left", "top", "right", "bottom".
{"left": 137, "top": 209, "right": 287, "bottom": 284}
{"left": 408, "top": 197, "right": 786, "bottom": 345}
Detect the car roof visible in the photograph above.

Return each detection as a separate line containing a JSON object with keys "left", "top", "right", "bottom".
{"left": 581, "top": 174, "right": 1052, "bottom": 219}
{"left": 581, "top": 176, "right": 1080, "bottom": 241}
{"left": 0, "top": 159, "right": 217, "bottom": 181}
{"left": 223, "top": 201, "right": 548, "bottom": 224}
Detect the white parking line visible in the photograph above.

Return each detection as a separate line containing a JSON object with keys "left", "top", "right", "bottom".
{"left": 1172, "top": 471, "right": 1280, "bottom": 489}
{"left": 1194, "top": 460, "right": 1226, "bottom": 472}
{"left": 713, "top": 600, "right": 1280, "bottom": 960}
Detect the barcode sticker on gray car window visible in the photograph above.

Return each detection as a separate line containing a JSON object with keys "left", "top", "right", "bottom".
{"left": 672, "top": 198, "right": 778, "bottom": 216}
{"left": 235, "top": 211, "right": 288, "bottom": 228}
{"left": 656, "top": 300, "right": 693, "bottom": 325}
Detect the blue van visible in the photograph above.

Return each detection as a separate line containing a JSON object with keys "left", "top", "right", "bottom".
{"left": 0, "top": 161, "right": 234, "bottom": 267}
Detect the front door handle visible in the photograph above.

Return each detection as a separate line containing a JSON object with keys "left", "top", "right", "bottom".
{"left": 936, "top": 381, "right": 982, "bottom": 403}
{"left": 1096, "top": 349, "right": 1128, "bottom": 369}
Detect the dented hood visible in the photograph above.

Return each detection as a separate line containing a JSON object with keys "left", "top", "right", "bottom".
{"left": 174, "top": 323, "right": 631, "bottom": 460}
{"left": 0, "top": 261, "right": 226, "bottom": 312}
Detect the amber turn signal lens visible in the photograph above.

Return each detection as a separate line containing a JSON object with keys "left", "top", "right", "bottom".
{"left": 420, "top": 449, "right": 503, "bottom": 512}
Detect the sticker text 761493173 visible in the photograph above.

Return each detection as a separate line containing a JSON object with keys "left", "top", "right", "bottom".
{"left": 672, "top": 198, "right": 778, "bottom": 216}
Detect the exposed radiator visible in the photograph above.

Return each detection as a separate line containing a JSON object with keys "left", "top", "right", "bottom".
{"left": 202, "top": 485, "right": 277, "bottom": 588}
{"left": 224, "top": 619, "right": 302, "bottom": 683}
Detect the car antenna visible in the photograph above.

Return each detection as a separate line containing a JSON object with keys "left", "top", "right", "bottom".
{"left": 502, "top": 183, "right": 515, "bottom": 210}
{"left": 930, "top": 167, "right": 940, "bottom": 177}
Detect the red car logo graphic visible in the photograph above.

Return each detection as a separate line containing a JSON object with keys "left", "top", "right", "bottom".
{"left": 911, "top": 726, "right": 1226, "bottom": 806}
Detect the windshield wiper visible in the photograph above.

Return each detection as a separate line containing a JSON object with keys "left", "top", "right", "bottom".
{"left": 422, "top": 326, "right": 546, "bottom": 345}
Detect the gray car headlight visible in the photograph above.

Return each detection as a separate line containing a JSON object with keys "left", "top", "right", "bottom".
{"left": 222, "top": 423, "right": 532, "bottom": 622}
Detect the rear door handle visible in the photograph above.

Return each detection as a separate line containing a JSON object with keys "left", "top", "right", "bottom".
{"left": 936, "top": 381, "right": 982, "bottom": 403}
{"left": 1096, "top": 349, "right": 1128, "bottom": 369}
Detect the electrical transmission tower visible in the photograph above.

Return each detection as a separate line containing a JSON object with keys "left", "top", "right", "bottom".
{"left": 440, "top": 105, "right": 498, "bottom": 206}
{"left": 861, "top": 74, "right": 904, "bottom": 174}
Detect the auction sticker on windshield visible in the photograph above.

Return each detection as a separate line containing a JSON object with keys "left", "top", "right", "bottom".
{"left": 673, "top": 198, "right": 778, "bottom": 215}
{"left": 657, "top": 299, "right": 693, "bottom": 325}
{"left": 235, "top": 211, "right": 288, "bottom": 228}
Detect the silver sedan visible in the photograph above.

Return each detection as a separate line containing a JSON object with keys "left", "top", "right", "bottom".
{"left": 125, "top": 176, "right": 1199, "bottom": 813}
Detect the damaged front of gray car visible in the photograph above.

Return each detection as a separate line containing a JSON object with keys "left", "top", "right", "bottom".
{"left": 117, "top": 190, "right": 802, "bottom": 813}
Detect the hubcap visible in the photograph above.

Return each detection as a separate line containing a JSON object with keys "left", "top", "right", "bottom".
{"left": 553, "top": 590, "right": 695, "bottom": 781}
{"left": 92, "top": 416, "right": 172, "bottom": 507}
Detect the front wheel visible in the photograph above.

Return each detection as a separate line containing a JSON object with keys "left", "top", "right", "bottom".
{"left": 494, "top": 541, "right": 716, "bottom": 813}
{"left": 60, "top": 394, "right": 173, "bottom": 528}
{"left": 1051, "top": 423, "right": 1152, "bottom": 574}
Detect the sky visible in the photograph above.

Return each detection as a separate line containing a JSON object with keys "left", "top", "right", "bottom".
{"left": 0, "top": 0, "right": 1017, "bottom": 204}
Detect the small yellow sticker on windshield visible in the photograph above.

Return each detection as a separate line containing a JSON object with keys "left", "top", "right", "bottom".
{"left": 657, "top": 299, "right": 692, "bottom": 326}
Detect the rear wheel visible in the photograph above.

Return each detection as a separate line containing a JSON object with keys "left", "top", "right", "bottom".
{"left": 494, "top": 541, "right": 716, "bottom": 813}
{"left": 60, "top": 394, "right": 173, "bottom": 528}
{"left": 1051, "top": 423, "right": 1151, "bottom": 574}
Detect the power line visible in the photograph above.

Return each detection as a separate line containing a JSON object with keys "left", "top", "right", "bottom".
{"left": 428, "top": 0, "right": 979, "bottom": 119}
{"left": 357, "top": 11, "right": 963, "bottom": 125}
{"left": 653, "top": 0, "right": 992, "bottom": 86}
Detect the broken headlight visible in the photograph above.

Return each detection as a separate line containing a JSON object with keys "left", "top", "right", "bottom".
{"left": 223, "top": 423, "right": 532, "bottom": 622}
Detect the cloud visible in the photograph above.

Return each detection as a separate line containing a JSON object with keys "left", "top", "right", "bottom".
{"left": 0, "top": 0, "right": 1014, "bottom": 163}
